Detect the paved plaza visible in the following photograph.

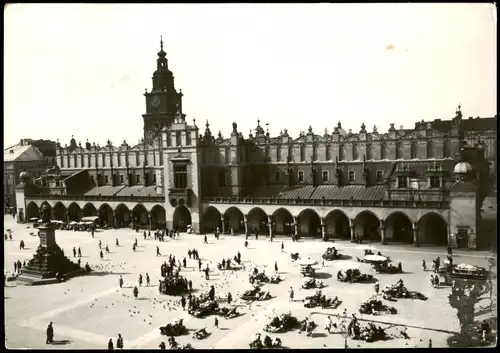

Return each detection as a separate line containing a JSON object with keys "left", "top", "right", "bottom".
{"left": 4, "top": 215, "right": 496, "bottom": 349}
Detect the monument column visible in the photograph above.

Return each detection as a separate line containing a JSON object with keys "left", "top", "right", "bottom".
{"left": 349, "top": 218, "right": 355, "bottom": 242}
{"left": 412, "top": 222, "right": 419, "bottom": 247}
{"left": 268, "top": 216, "right": 273, "bottom": 237}
{"left": 244, "top": 215, "right": 249, "bottom": 235}
{"left": 221, "top": 215, "right": 226, "bottom": 234}
{"left": 380, "top": 220, "right": 387, "bottom": 244}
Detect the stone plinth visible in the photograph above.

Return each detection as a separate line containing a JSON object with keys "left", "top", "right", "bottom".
{"left": 17, "top": 223, "right": 83, "bottom": 286}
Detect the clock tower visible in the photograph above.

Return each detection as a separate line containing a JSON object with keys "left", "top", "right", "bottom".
{"left": 142, "top": 36, "right": 184, "bottom": 144}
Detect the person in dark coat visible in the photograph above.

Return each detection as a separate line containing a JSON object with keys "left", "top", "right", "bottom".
{"left": 78, "top": 247, "right": 82, "bottom": 257}
{"left": 274, "top": 261, "right": 278, "bottom": 272}
{"left": 156, "top": 246, "right": 161, "bottom": 256}
{"left": 146, "top": 273, "right": 150, "bottom": 286}
{"left": 46, "top": 322, "right": 54, "bottom": 344}
{"left": 133, "top": 286, "right": 139, "bottom": 299}
{"left": 159, "top": 341, "right": 166, "bottom": 350}
{"left": 119, "top": 275, "right": 124, "bottom": 288}
{"left": 108, "top": 338, "right": 114, "bottom": 349}
{"left": 198, "top": 260, "right": 202, "bottom": 271}
{"left": 181, "top": 296, "right": 186, "bottom": 310}
{"left": 188, "top": 280, "right": 193, "bottom": 292}
{"left": 183, "top": 257, "right": 187, "bottom": 268}
{"left": 116, "top": 334, "right": 123, "bottom": 349}
{"left": 100, "top": 250, "right": 104, "bottom": 260}
{"left": 188, "top": 250, "right": 192, "bottom": 259}
{"left": 227, "top": 292, "right": 232, "bottom": 305}
{"left": 73, "top": 247, "right": 77, "bottom": 257}
{"left": 204, "top": 234, "right": 208, "bottom": 244}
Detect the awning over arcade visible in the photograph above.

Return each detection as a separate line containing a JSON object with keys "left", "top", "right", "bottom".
{"left": 115, "top": 185, "right": 158, "bottom": 197}
{"left": 84, "top": 186, "right": 126, "bottom": 197}
{"left": 81, "top": 216, "right": 99, "bottom": 222}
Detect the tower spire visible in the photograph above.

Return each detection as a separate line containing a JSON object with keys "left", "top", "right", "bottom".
{"left": 160, "top": 35, "right": 163, "bottom": 51}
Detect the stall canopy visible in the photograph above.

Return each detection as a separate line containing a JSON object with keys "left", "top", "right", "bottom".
{"left": 81, "top": 216, "right": 99, "bottom": 222}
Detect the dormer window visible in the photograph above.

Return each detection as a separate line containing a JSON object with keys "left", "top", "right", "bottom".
{"left": 376, "top": 170, "right": 383, "bottom": 181}
{"left": 348, "top": 171, "right": 355, "bottom": 182}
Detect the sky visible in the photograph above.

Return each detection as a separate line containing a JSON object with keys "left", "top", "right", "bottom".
{"left": 4, "top": 3, "right": 497, "bottom": 149}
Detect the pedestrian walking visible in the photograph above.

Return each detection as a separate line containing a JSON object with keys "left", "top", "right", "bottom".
{"left": 422, "top": 260, "right": 426, "bottom": 271}
{"left": 188, "top": 280, "right": 193, "bottom": 292}
{"left": 78, "top": 247, "right": 82, "bottom": 257}
{"left": 244, "top": 240, "right": 248, "bottom": 248}
{"left": 289, "top": 287, "right": 294, "bottom": 302}
{"left": 274, "top": 261, "right": 278, "bottom": 272}
{"left": 214, "top": 317, "right": 219, "bottom": 328}
{"left": 99, "top": 240, "right": 102, "bottom": 249}
{"left": 198, "top": 260, "right": 202, "bottom": 271}
{"left": 73, "top": 247, "right": 76, "bottom": 257}
{"left": 116, "top": 334, "right": 123, "bottom": 349}
{"left": 188, "top": 250, "right": 192, "bottom": 259}
{"left": 119, "top": 275, "right": 124, "bottom": 288}
{"left": 183, "top": 257, "right": 187, "bottom": 268}
{"left": 181, "top": 295, "right": 186, "bottom": 310}
{"left": 46, "top": 322, "right": 54, "bottom": 344}
{"left": 281, "top": 242, "right": 284, "bottom": 252}
{"left": 100, "top": 250, "right": 104, "bottom": 260}
{"left": 132, "top": 243, "right": 136, "bottom": 252}
{"left": 374, "top": 283, "right": 380, "bottom": 294}
{"left": 227, "top": 292, "right": 232, "bottom": 305}
{"left": 133, "top": 286, "right": 139, "bottom": 299}
{"left": 105, "top": 244, "right": 110, "bottom": 253}
{"left": 14, "top": 262, "right": 17, "bottom": 274}
{"left": 116, "top": 238, "right": 119, "bottom": 247}
{"left": 159, "top": 341, "right": 166, "bottom": 350}
{"left": 156, "top": 246, "right": 161, "bottom": 256}
{"left": 428, "top": 339, "right": 432, "bottom": 348}
{"left": 146, "top": 273, "right": 150, "bottom": 287}
{"left": 138, "top": 274, "right": 143, "bottom": 287}
{"left": 77, "top": 258, "right": 81, "bottom": 267}
{"left": 204, "top": 234, "right": 208, "bottom": 244}
{"left": 108, "top": 338, "right": 114, "bottom": 350}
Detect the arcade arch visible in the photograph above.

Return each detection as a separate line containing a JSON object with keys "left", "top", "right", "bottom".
{"left": 26, "top": 202, "right": 39, "bottom": 220}
{"left": 53, "top": 202, "right": 67, "bottom": 221}
{"left": 354, "top": 211, "right": 380, "bottom": 241}
{"left": 173, "top": 205, "right": 192, "bottom": 231}
{"left": 224, "top": 207, "right": 244, "bottom": 234}
{"left": 114, "top": 204, "right": 131, "bottom": 227}
{"left": 67, "top": 203, "right": 81, "bottom": 222}
{"left": 298, "top": 209, "right": 321, "bottom": 237}
{"left": 204, "top": 206, "right": 222, "bottom": 234}
{"left": 271, "top": 208, "right": 294, "bottom": 236}
{"left": 99, "top": 204, "right": 113, "bottom": 226}
{"left": 151, "top": 205, "right": 166, "bottom": 229}
{"left": 417, "top": 213, "right": 448, "bottom": 245}
{"left": 325, "top": 210, "right": 350, "bottom": 239}
{"left": 385, "top": 212, "right": 413, "bottom": 243}
{"left": 247, "top": 207, "right": 268, "bottom": 235}
{"left": 83, "top": 203, "right": 97, "bottom": 217}
{"left": 132, "top": 204, "right": 149, "bottom": 226}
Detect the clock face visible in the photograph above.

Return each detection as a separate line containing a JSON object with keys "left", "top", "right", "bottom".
{"left": 151, "top": 96, "right": 160, "bottom": 107}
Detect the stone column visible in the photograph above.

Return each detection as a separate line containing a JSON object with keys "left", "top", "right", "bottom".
{"left": 112, "top": 211, "right": 116, "bottom": 228}
{"left": 268, "top": 216, "right": 273, "bottom": 237}
{"left": 244, "top": 215, "right": 249, "bottom": 235}
{"left": 148, "top": 212, "right": 152, "bottom": 229}
{"left": 294, "top": 216, "right": 299, "bottom": 236}
{"left": 412, "top": 222, "right": 419, "bottom": 247}
{"left": 380, "top": 220, "right": 386, "bottom": 244}
{"left": 65, "top": 211, "right": 70, "bottom": 223}
{"left": 349, "top": 219, "right": 355, "bottom": 242}
{"left": 221, "top": 215, "right": 226, "bottom": 234}
{"left": 321, "top": 217, "right": 326, "bottom": 239}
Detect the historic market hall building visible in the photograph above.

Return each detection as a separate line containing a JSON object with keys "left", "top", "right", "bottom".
{"left": 15, "top": 39, "right": 495, "bottom": 249}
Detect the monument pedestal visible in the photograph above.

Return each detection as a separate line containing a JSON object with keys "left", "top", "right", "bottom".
{"left": 17, "top": 224, "right": 84, "bottom": 286}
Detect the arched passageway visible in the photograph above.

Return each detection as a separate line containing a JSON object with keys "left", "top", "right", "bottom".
{"left": 325, "top": 210, "right": 350, "bottom": 239}
{"left": 53, "top": 202, "right": 67, "bottom": 221}
{"left": 114, "top": 204, "right": 131, "bottom": 227}
{"left": 26, "top": 202, "right": 39, "bottom": 220}
{"left": 224, "top": 207, "right": 244, "bottom": 234}
{"left": 298, "top": 209, "right": 321, "bottom": 237}
{"left": 247, "top": 207, "right": 268, "bottom": 235}
{"left": 132, "top": 204, "right": 149, "bottom": 226}
{"left": 151, "top": 205, "right": 166, "bottom": 229}
{"left": 204, "top": 207, "right": 222, "bottom": 234}
{"left": 417, "top": 213, "right": 448, "bottom": 245}
{"left": 83, "top": 203, "right": 97, "bottom": 217}
{"left": 173, "top": 205, "right": 192, "bottom": 231}
{"left": 272, "top": 208, "right": 294, "bottom": 236}
{"left": 67, "top": 203, "right": 81, "bottom": 222}
{"left": 385, "top": 212, "right": 413, "bottom": 243}
{"left": 355, "top": 211, "right": 380, "bottom": 241}
{"left": 99, "top": 204, "right": 113, "bottom": 226}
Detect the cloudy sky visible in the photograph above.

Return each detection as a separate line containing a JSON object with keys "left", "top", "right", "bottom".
{"left": 4, "top": 3, "right": 497, "bottom": 148}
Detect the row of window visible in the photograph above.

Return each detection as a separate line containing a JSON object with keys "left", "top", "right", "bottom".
{"left": 270, "top": 140, "right": 452, "bottom": 162}
{"left": 274, "top": 170, "right": 384, "bottom": 183}
{"left": 397, "top": 176, "right": 441, "bottom": 188}
{"left": 64, "top": 152, "right": 163, "bottom": 169}
{"left": 89, "top": 173, "right": 157, "bottom": 185}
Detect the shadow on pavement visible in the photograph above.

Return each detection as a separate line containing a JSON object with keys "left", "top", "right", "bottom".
{"left": 86, "top": 271, "right": 132, "bottom": 277}
{"left": 315, "top": 272, "right": 332, "bottom": 280}
{"left": 52, "top": 340, "right": 72, "bottom": 345}
{"left": 339, "top": 255, "right": 353, "bottom": 260}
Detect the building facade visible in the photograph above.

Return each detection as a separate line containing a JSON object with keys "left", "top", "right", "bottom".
{"left": 4, "top": 139, "right": 56, "bottom": 211}
{"left": 17, "top": 39, "right": 496, "bottom": 249}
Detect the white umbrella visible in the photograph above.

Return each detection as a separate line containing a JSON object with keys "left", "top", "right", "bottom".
{"left": 29, "top": 218, "right": 39, "bottom": 222}
{"left": 69, "top": 221, "right": 77, "bottom": 225}
{"left": 335, "top": 261, "right": 361, "bottom": 270}
{"left": 364, "top": 255, "right": 388, "bottom": 262}
{"left": 356, "top": 245, "right": 377, "bottom": 251}
{"left": 296, "top": 258, "right": 318, "bottom": 266}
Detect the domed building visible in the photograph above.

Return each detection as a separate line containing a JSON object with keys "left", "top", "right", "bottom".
{"left": 15, "top": 39, "right": 495, "bottom": 250}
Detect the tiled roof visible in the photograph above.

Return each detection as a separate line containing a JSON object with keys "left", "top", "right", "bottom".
{"left": 426, "top": 117, "right": 496, "bottom": 134}
{"left": 310, "top": 185, "right": 387, "bottom": 200}
{"left": 115, "top": 185, "right": 157, "bottom": 197}
{"left": 4, "top": 144, "right": 44, "bottom": 162}
{"left": 249, "top": 185, "right": 288, "bottom": 197}
{"left": 84, "top": 186, "right": 126, "bottom": 197}
{"left": 278, "top": 185, "right": 316, "bottom": 199}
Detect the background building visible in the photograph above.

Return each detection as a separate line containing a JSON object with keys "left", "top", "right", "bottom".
{"left": 16, "top": 40, "right": 496, "bottom": 250}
